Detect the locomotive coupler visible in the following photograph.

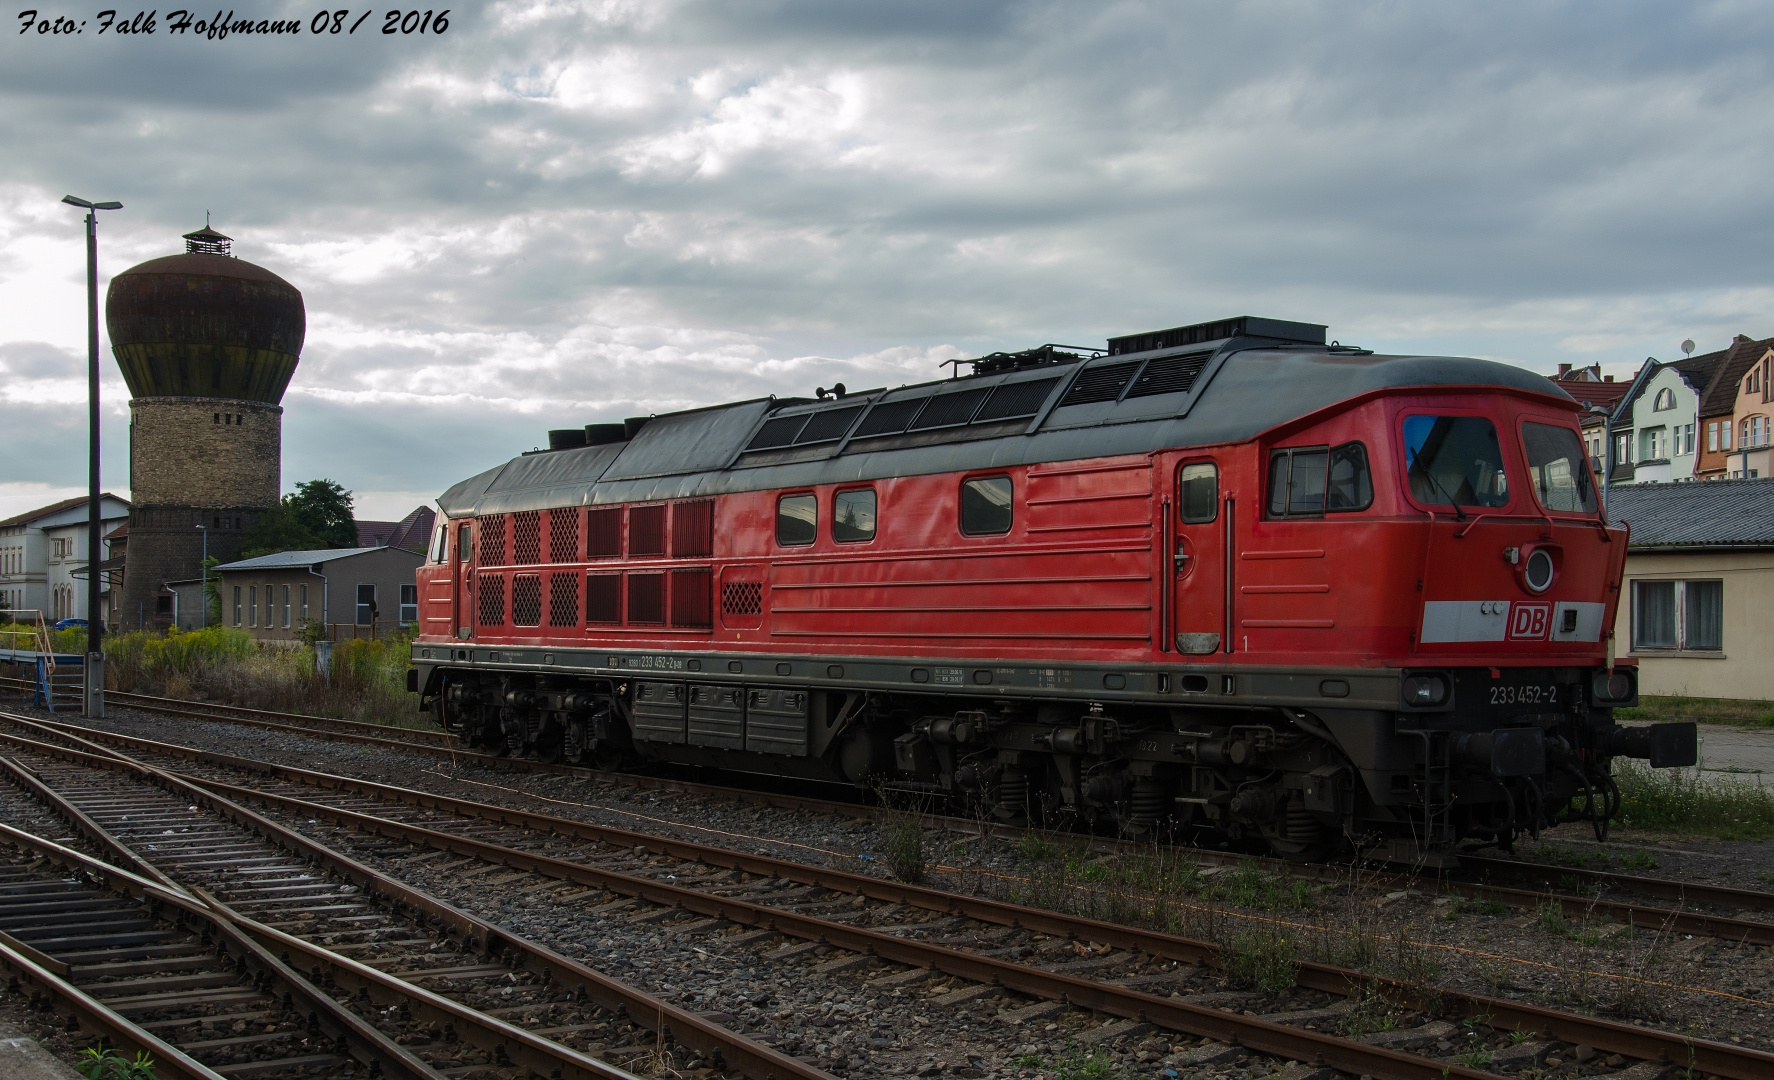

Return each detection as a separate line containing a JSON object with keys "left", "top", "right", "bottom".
{"left": 1607, "top": 722, "right": 1698, "bottom": 769}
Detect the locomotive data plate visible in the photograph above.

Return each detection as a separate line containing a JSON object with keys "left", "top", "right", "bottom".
{"left": 1449, "top": 667, "right": 1586, "bottom": 722}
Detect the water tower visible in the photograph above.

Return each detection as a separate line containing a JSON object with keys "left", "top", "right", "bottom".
{"left": 106, "top": 224, "right": 305, "bottom": 629}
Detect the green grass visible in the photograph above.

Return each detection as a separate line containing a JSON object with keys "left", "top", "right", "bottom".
{"left": 1613, "top": 759, "right": 1774, "bottom": 840}
{"left": 1444, "top": 896, "right": 1510, "bottom": 919}
{"left": 1617, "top": 695, "right": 1774, "bottom": 728}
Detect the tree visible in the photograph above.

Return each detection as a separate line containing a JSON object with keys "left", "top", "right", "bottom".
{"left": 235, "top": 479, "right": 358, "bottom": 559}
{"left": 236, "top": 505, "right": 322, "bottom": 560}
{"left": 286, "top": 479, "right": 358, "bottom": 549}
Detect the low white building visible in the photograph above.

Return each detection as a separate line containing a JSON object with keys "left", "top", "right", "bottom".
{"left": 0, "top": 494, "right": 131, "bottom": 625}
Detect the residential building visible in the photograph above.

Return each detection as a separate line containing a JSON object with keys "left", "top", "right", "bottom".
{"left": 1693, "top": 336, "right": 1774, "bottom": 480}
{"left": 0, "top": 494, "right": 131, "bottom": 625}
{"left": 1724, "top": 341, "right": 1774, "bottom": 479}
{"left": 1607, "top": 479, "right": 1774, "bottom": 700}
{"left": 356, "top": 505, "right": 436, "bottom": 552}
{"left": 213, "top": 546, "right": 422, "bottom": 643}
{"left": 1609, "top": 351, "right": 1720, "bottom": 485}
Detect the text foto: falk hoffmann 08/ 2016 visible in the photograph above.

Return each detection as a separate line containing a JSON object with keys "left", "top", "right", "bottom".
{"left": 18, "top": 9, "right": 450, "bottom": 37}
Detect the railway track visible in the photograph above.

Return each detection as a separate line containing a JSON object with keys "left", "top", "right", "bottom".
{"left": 5, "top": 711, "right": 1772, "bottom": 1080}
{"left": 0, "top": 718, "right": 831, "bottom": 1080}
{"left": 30, "top": 692, "right": 1774, "bottom": 944}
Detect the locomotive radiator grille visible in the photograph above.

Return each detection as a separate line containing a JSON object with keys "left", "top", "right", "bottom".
{"left": 585, "top": 573, "right": 620, "bottom": 624}
{"left": 1125, "top": 351, "right": 1211, "bottom": 398}
{"left": 671, "top": 568, "right": 712, "bottom": 628}
{"left": 511, "top": 573, "right": 542, "bottom": 626}
{"left": 547, "top": 508, "right": 580, "bottom": 563}
{"left": 1058, "top": 359, "right": 1142, "bottom": 406}
{"left": 670, "top": 500, "right": 714, "bottom": 557}
{"left": 547, "top": 572, "right": 579, "bottom": 627}
{"left": 477, "top": 515, "right": 507, "bottom": 566}
{"left": 512, "top": 510, "right": 542, "bottom": 565}
{"left": 476, "top": 572, "right": 505, "bottom": 627}
{"left": 586, "top": 506, "right": 622, "bottom": 558}
{"left": 628, "top": 571, "right": 665, "bottom": 624}
{"left": 630, "top": 505, "right": 666, "bottom": 556}
{"left": 721, "top": 579, "right": 762, "bottom": 616}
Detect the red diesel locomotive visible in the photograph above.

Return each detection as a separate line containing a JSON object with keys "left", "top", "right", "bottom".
{"left": 410, "top": 315, "right": 1695, "bottom": 863}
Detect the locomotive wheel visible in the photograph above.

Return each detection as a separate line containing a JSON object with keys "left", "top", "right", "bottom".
{"left": 535, "top": 725, "right": 566, "bottom": 764}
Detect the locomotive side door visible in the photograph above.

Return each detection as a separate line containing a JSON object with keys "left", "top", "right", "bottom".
{"left": 456, "top": 520, "right": 473, "bottom": 639}
{"left": 1171, "top": 458, "right": 1226, "bottom": 655}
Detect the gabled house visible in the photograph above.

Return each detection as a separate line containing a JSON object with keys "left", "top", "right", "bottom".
{"left": 1548, "top": 363, "right": 1631, "bottom": 473}
{"left": 1724, "top": 341, "right": 1774, "bottom": 479}
{"left": 1694, "top": 335, "right": 1774, "bottom": 480}
{"left": 1609, "top": 350, "right": 1724, "bottom": 484}
{"left": 0, "top": 494, "right": 131, "bottom": 625}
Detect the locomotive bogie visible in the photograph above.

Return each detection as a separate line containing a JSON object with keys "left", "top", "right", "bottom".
{"left": 412, "top": 316, "right": 1698, "bottom": 861}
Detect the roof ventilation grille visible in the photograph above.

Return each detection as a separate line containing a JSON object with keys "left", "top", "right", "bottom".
{"left": 1125, "top": 352, "right": 1212, "bottom": 398}
{"left": 1058, "top": 360, "right": 1143, "bottom": 407}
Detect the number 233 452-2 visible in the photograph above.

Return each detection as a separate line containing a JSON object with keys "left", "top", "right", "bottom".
{"left": 1489, "top": 684, "right": 1557, "bottom": 706}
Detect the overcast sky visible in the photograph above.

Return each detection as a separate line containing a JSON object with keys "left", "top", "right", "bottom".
{"left": 4, "top": 1, "right": 1773, "bottom": 520}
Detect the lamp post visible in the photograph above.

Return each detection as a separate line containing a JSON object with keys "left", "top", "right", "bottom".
{"left": 195, "top": 524, "right": 207, "bottom": 630}
{"left": 64, "top": 194, "right": 122, "bottom": 718}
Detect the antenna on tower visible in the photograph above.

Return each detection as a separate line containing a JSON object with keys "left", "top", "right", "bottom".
{"left": 1681, "top": 338, "right": 1695, "bottom": 357}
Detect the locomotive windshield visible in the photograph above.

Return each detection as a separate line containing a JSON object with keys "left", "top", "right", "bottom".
{"left": 1521, "top": 422, "right": 1599, "bottom": 513}
{"left": 1403, "top": 415, "right": 1510, "bottom": 509}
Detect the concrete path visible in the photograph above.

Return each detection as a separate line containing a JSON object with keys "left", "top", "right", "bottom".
{"left": 0, "top": 1021, "right": 80, "bottom": 1080}
{"left": 1695, "top": 723, "right": 1774, "bottom": 777}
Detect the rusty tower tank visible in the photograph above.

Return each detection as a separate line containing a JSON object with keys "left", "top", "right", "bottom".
{"left": 106, "top": 224, "right": 305, "bottom": 629}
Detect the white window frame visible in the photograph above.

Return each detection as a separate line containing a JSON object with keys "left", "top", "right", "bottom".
{"left": 1631, "top": 578, "right": 1724, "bottom": 654}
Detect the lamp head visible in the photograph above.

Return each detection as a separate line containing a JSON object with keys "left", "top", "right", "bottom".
{"left": 61, "top": 196, "right": 122, "bottom": 210}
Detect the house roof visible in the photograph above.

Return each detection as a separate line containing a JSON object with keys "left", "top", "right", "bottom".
{"left": 216, "top": 546, "right": 421, "bottom": 572}
{"left": 1548, "top": 365, "right": 1633, "bottom": 415}
{"left": 0, "top": 493, "right": 131, "bottom": 530}
{"left": 1698, "top": 336, "right": 1774, "bottom": 417}
{"left": 356, "top": 505, "right": 435, "bottom": 552}
{"left": 1607, "top": 478, "right": 1774, "bottom": 548}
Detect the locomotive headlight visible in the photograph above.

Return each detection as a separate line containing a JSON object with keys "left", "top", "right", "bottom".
{"left": 1591, "top": 668, "right": 1637, "bottom": 706}
{"left": 1401, "top": 672, "right": 1451, "bottom": 708}
{"left": 1523, "top": 548, "right": 1556, "bottom": 593}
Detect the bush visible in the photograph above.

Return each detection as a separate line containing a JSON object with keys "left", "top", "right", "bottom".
{"left": 102, "top": 625, "right": 422, "bottom": 728}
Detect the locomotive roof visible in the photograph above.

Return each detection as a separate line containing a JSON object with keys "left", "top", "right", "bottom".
{"left": 438, "top": 335, "right": 1572, "bottom": 517}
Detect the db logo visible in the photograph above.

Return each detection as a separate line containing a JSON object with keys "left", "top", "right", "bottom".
{"left": 1507, "top": 602, "right": 1552, "bottom": 641}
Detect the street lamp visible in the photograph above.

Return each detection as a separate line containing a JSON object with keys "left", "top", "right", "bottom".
{"left": 64, "top": 194, "right": 122, "bottom": 719}
{"left": 195, "top": 523, "right": 207, "bottom": 630}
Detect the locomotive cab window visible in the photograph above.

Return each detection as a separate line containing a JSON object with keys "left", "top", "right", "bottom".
{"left": 1267, "top": 442, "right": 1371, "bottom": 518}
{"left": 1402, "top": 415, "right": 1510, "bottom": 509}
{"left": 429, "top": 524, "right": 448, "bottom": 563}
{"left": 1521, "top": 422, "right": 1598, "bottom": 513}
{"left": 457, "top": 523, "right": 471, "bottom": 562}
{"left": 777, "top": 493, "right": 818, "bottom": 546}
{"left": 833, "top": 488, "right": 876, "bottom": 543}
{"left": 1178, "top": 463, "right": 1217, "bottom": 523}
{"left": 961, "top": 476, "right": 1013, "bottom": 535}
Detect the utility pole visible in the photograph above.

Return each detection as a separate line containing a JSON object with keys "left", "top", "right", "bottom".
{"left": 64, "top": 194, "right": 122, "bottom": 718}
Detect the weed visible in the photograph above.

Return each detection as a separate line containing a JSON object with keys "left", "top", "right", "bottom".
{"left": 1619, "top": 850, "right": 1662, "bottom": 871}
{"left": 1756, "top": 870, "right": 1774, "bottom": 886}
{"left": 1015, "top": 1052, "right": 1045, "bottom": 1068}
{"left": 881, "top": 815, "right": 927, "bottom": 883}
{"left": 1454, "top": 1044, "right": 1496, "bottom": 1069}
{"left": 78, "top": 1047, "right": 157, "bottom": 1079}
{"left": 1618, "top": 694, "right": 1774, "bottom": 729}
{"left": 1223, "top": 922, "right": 1299, "bottom": 994}
{"left": 1338, "top": 984, "right": 1403, "bottom": 1037}
{"left": 1017, "top": 833, "right": 1062, "bottom": 863}
{"left": 1211, "top": 863, "right": 1309, "bottom": 912}
{"left": 1391, "top": 922, "right": 1442, "bottom": 986}
{"left": 1535, "top": 901, "right": 1570, "bottom": 936}
{"left": 1508, "top": 1028, "right": 1536, "bottom": 1045}
{"left": 1613, "top": 759, "right": 1774, "bottom": 841}
{"left": 1447, "top": 896, "right": 1510, "bottom": 919}
{"left": 1477, "top": 959, "right": 1514, "bottom": 996}
{"left": 1052, "top": 1047, "right": 1121, "bottom": 1080}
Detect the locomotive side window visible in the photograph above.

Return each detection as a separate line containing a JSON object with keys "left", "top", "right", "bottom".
{"left": 833, "top": 488, "right": 876, "bottom": 543}
{"left": 1402, "top": 415, "right": 1510, "bottom": 509}
{"left": 457, "top": 523, "right": 471, "bottom": 562}
{"left": 429, "top": 524, "right": 447, "bottom": 563}
{"left": 1521, "top": 422, "right": 1598, "bottom": 513}
{"left": 1178, "top": 463, "right": 1217, "bottom": 523}
{"left": 777, "top": 493, "right": 818, "bottom": 546}
{"left": 1267, "top": 442, "right": 1372, "bottom": 518}
{"left": 961, "top": 476, "right": 1013, "bottom": 535}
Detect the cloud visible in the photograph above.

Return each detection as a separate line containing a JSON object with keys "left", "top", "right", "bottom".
{"left": 4, "top": 1, "right": 1774, "bottom": 509}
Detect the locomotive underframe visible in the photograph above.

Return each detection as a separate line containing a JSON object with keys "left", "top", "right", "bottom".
{"left": 414, "top": 648, "right": 1683, "bottom": 863}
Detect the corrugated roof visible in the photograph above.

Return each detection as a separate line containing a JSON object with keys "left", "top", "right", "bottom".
{"left": 1607, "top": 478, "right": 1774, "bottom": 548}
{"left": 216, "top": 547, "right": 417, "bottom": 571}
